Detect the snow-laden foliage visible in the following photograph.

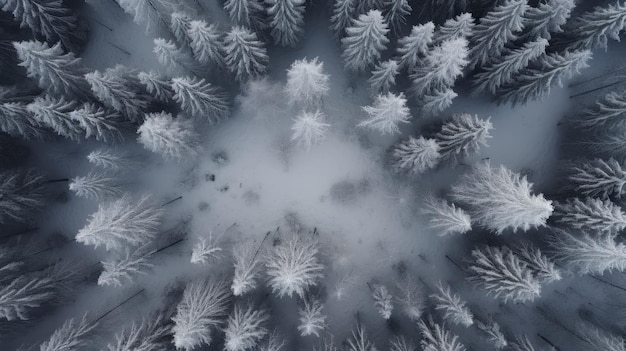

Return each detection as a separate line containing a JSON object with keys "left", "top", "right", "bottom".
{"left": 389, "top": 336, "right": 415, "bottom": 351}
{"left": 14, "top": 40, "right": 89, "bottom": 98}
{"left": 0, "top": 100, "right": 48, "bottom": 140}
{"left": 171, "top": 77, "right": 229, "bottom": 124}
{"left": 359, "top": 92, "right": 410, "bottom": 135}
{"left": 223, "top": 0, "right": 265, "bottom": 30}
{"left": 27, "top": 95, "right": 81, "bottom": 140}
{"left": 396, "top": 22, "right": 434, "bottom": 70}
{"left": 224, "top": 26, "right": 269, "bottom": 82}
{"left": 392, "top": 136, "right": 441, "bottom": 175}
{"left": 433, "top": 12, "right": 475, "bottom": 44}
{"left": 171, "top": 277, "right": 232, "bottom": 350}
{"left": 267, "top": 0, "right": 305, "bottom": 47}
{"left": 347, "top": 323, "right": 378, "bottom": 351}
{"left": 434, "top": 113, "right": 492, "bottom": 163}
{"left": 341, "top": 10, "right": 389, "bottom": 72}
{"left": 549, "top": 230, "right": 626, "bottom": 275}
{"left": 451, "top": 161, "right": 553, "bottom": 234}
{"left": 69, "top": 172, "right": 122, "bottom": 200}
{"left": 191, "top": 232, "right": 223, "bottom": 265}
{"left": 421, "top": 197, "right": 472, "bottom": 236}
{"left": 0, "top": 274, "right": 55, "bottom": 321}
{"left": 223, "top": 303, "right": 269, "bottom": 351}
{"left": 565, "top": 1, "right": 626, "bottom": 50}
{"left": 468, "top": 0, "right": 527, "bottom": 70}
{"left": 75, "top": 195, "right": 163, "bottom": 251}
{"left": 472, "top": 38, "right": 548, "bottom": 95}
{"left": 522, "top": 0, "right": 574, "bottom": 40}
{"left": 231, "top": 242, "right": 263, "bottom": 296}
{"left": 107, "top": 312, "right": 170, "bottom": 351}
{"left": 417, "top": 317, "right": 466, "bottom": 351}
{"left": 578, "top": 324, "right": 626, "bottom": 351}
{"left": 187, "top": 20, "right": 225, "bottom": 67}
{"left": 476, "top": 319, "right": 507, "bottom": 350}
{"left": 356, "top": 0, "right": 385, "bottom": 15}
{"left": 170, "top": 12, "right": 192, "bottom": 45}
{"left": 330, "top": 0, "right": 356, "bottom": 38}
{"left": 498, "top": 50, "right": 592, "bottom": 105}
{"left": 285, "top": 57, "right": 330, "bottom": 108}
{"left": 568, "top": 158, "right": 626, "bottom": 199}
{"left": 265, "top": 234, "right": 324, "bottom": 298}
{"left": 570, "top": 91, "right": 626, "bottom": 129}
{"left": 291, "top": 110, "right": 330, "bottom": 149}
{"left": 260, "top": 330, "right": 286, "bottom": 351}
{"left": 384, "top": 0, "right": 411, "bottom": 35}
{"left": 553, "top": 197, "right": 626, "bottom": 235}
{"left": 153, "top": 38, "right": 190, "bottom": 73}
{"left": 87, "top": 148, "right": 136, "bottom": 171}
{"left": 69, "top": 103, "right": 124, "bottom": 143}
{"left": 137, "top": 112, "right": 200, "bottom": 160}
{"left": 368, "top": 59, "right": 399, "bottom": 95}
{"left": 370, "top": 283, "right": 393, "bottom": 319}
{"left": 394, "top": 275, "right": 425, "bottom": 320}
{"left": 297, "top": 297, "right": 326, "bottom": 337}
{"left": 98, "top": 245, "right": 153, "bottom": 287}
{"left": 514, "top": 242, "right": 561, "bottom": 283}
{"left": 0, "top": 168, "right": 46, "bottom": 225}
{"left": 118, "top": 0, "right": 192, "bottom": 33}
{"left": 468, "top": 246, "right": 542, "bottom": 303}
{"left": 138, "top": 71, "right": 174, "bottom": 102}
{"left": 39, "top": 315, "right": 96, "bottom": 351}
{"left": 431, "top": 282, "right": 473, "bottom": 327}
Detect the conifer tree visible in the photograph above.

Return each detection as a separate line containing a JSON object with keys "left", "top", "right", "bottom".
{"left": 358, "top": 92, "right": 410, "bottom": 135}
{"left": 107, "top": 312, "right": 170, "bottom": 351}
{"left": 231, "top": 242, "right": 262, "bottom": 296}
{"left": 422, "top": 88, "right": 458, "bottom": 116}
{"left": 417, "top": 317, "right": 466, "bottom": 351}
{"left": 27, "top": 95, "right": 81, "bottom": 140}
{"left": 297, "top": 297, "right": 326, "bottom": 337}
{"left": 0, "top": 101, "right": 48, "bottom": 140}
{"left": 433, "top": 12, "right": 475, "bottom": 45}
{"left": 285, "top": 57, "right": 330, "bottom": 108}
{"left": 570, "top": 91, "right": 626, "bottom": 129}
{"left": 421, "top": 197, "right": 472, "bottom": 236}
{"left": 564, "top": 1, "right": 626, "bottom": 50}
{"left": 568, "top": 158, "right": 626, "bottom": 199}
{"left": 578, "top": 323, "right": 626, "bottom": 351}
{"left": 390, "top": 336, "right": 416, "bottom": 351}
{"left": 171, "top": 77, "right": 230, "bottom": 124}
{"left": 434, "top": 113, "right": 493, "bottom": 163}
{"left": 69, "top": 172, "right": 122, "bottom": 200}
{"left": 69, "top": 103, "right": 125, "bottom": 143}
{"left": 266, "top": 0, "right": 305, "bottom": 47}
{"left": 223, "top": 303, "right": 269, "bottom": 351}
{"left": 370, "top": 283, "right": 393, "bottom": 319}
{"left": 514, "top": 242, "right": 561, "bottom": 283}
{"left": 384, "top": 0, "right": 411, "bottom": 35}
{"left": 392, "top": 136, "right": 441, "bottom": 175}
{"left": 39, "top": 315, "right": 96, "bottom": 351}
{"left": 170, "top": 12, "right": 192, "bottom": 45}
{"left": 191, "top": 232, "right": 223, "bottom": 265}
{"left": 224, "top": 26, "right": 269, "bottom": 82}
{"left": 291, "top": 110, "right": 331, "bottom": 149}
{"left": 394, "top": 275, "right": 425, "bottom": 321}
{"left": 347, "top": 322, "right": 378, "bottom": 351}
{"left": 0, "top": 274, "right": 55, "bottom": 321}
{"left": 341, "top": 10, "right": 390, "bottom": 72}
{"left": 153, "top": 38, "right": 192, "bottom": 73}
{"left": 522, "top": 0, "right": 574, "bottom": 40}
{"left": 87, "top": 148, "right": 137, "bottom": 171}
{"left": 431, "top": 282, "right": 473, "bottom": 327}
{"left": 137, "top": 112, "right": 200, "bottom": 160}
{"left": 550, "top": 230, "right": 626, "bottom": 275}
{"left": 187, "top": 20, "right": 225, "bottom": 67}
{"left": 223, "top": 0, "right": 266, "bottom": 30}
{"left": 368, "top": 59, "right": 398, "bottom": 95}
{"left": 138, "top": 71, "right": 174, "bottom": 103}
{"left": 330, "top": 0, "right": 356, "bottom": 38}
{"left": 118, "top": 0, "right": 190, "bottom": 33}
{"left": 0, "top": 168, "right": 46, "bottom": 225}
{"left": 98, "top": 245, "right": 153, "bottom": 287}
{"left": 476, "top": 319, "right": 507, "bottom": 350}
{"left": 553, "top": 197, "right": 626, "bottom": 236}
{"left": 396, "top": 22, "right": 434, "bottom": 71}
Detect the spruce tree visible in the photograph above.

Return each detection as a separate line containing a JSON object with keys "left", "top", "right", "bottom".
{"left": 396, "top": 22, "right": 435, "bottom": 71}
{"left": 266, "top": 0, "right": 305, "bottom": 47}
{"left": 330, "top": 0, "right": 356, "bottom": 38}
{"left": 224, "top": 26, "right": 269, "bottom": 82}
{"left": 153, "top": 38, "right": 193, "bottom": 73}
{"left": 171, "top": 77, "right": 230, "bottom": 124}
{"left": 138, "top": 71, "right": 174, "bottom": 103}
{"left": 417, "top": 317, "right": 467, "bottom": 351}
{"left": 433, "top": 12, "right": 475, "bottom": 45}
{"left": 137, "top": 112, "right": 200, "bottom": 160}
{"left": 69, "top": 103, "right": 125, "bottom": 143}
{"left": 421, "top": 197, "right": 472, "bottom": 236}
{"left": 358, "top": 92, "right": 410, "bottom": 135}
{"left": 27, "top": 95, "right": 81, "bottom": 140}
{"left": 0, "top": 101, "right": 48, "bottom": 140}
{"left": 341, "top": 10, "right": 390, "bottom": 72}
{"left": 384, "top": 0, "right": 411, "bottom": 35}
{"left": 568, "top": 158, "right": 626, "bottom": 199}
{"left": 570, "top": 91, "right": 626, "bottom": 129}
{"left": 368, "top": 59, "right": 399, "bottom": 95}
{"left": 554, "top": 197, "right": 626, "bottom": 235}
{"left": 291, "top": 110, "right": 330, "bottom": 149}
{"left": 297, "top": 297, "right": 326, "bottom": 337}
{"left": 187, "top": 20, "right": 225, "bottom": 67}
{"left": 223, "top": 303, "right": 269, "bottom": 351}
{"left": 550, "top": 229, "right": 626, "bottom": 275}
{"left": 522, "top": 0, "right": 574, "bottom": 40}
{"left": 285, "top": 57, "right": 330, "bottom": 108}
{"left": 0, "top": 168, "right": 47, "bottom": 225}
{"left": 564, "top": 1, "right": 626, "bottom": 50}
{"left": 392, "top": 136, "right": 441, "bottom": 175}
{"left": 69, "top": 172, "right": 123, "bottom": 200}
{"left": 514, "top": 242, "right": 561, "bottom": 283}
{"left": 223, "top": 0, "right": 266, "bottom": 30}
{"left": 434, "top": 113, "right": 492, "bottom": 163}
{"left": 431, "top": 282, "right": 474, "bottom": 327}
{"left": 170, "top": 12, "right": 192, "bottom": 46}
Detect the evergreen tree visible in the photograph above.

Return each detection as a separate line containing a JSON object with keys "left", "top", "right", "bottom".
{"left": 434, "top": 113, "right": 493, "bottom": 163}
{"left": 396, "top": 22, "right": 434, "bottom": 71}
{"left": 451, "top": 161, "right": 553, "bottom": 234}
{"left": 578, "top": 324, "right": 626, "bottom": 351}
{"left": 266, "top": 0, "right": 305, "bottom": 47}
{"left": 0, "top": 101, "right": 48, "bottom": 140}
{"left": 0, "top": 274, "right": 55, "bottom": 321}
{"left": 497, "top": 50, "right": 591, "bottom": 106}
{"left": 433, "top": 12, "right": 475, "bottom": 45}
{"left": 468, "top": 0, "right": 528, "bottom": 70}
{"left": 98, "top": 245, "right": 153, "bottom": 287}
{"left": 107, "top": 312, "right": 170, "bottom": 351}
{"left": 137, "top": 112, "right": 200, "bottom": 160}
{"left": 514, "top": 242, "right": 561, "bottom": 283}
{"left": 564, "top": 1, "right": 626, "bottom": 50}
{"left": 394, "top": 275, "right": 425, "bottom": 321}
{"left": 421, "top": 197, "right": 472, "bottom": 236}
{"left": 417, "top": 317, "right": 466, "bottom": 351}
{"left": 476, "top": 320, "right": 507, "bottom": 350}
{"left": 347, "top": 323, "right": 378, "bottom": 351}
{"left": 0, "top": 168, "right": 46, "bottom": 225}
{"left": 171, "top": 77, "right": 230, "bottom": 124}
{"left": 341, "top": 10, "right": 390, "bottom": 72}
{"left": 191, "top": 232, "right": 223, "bottom": 265}
{"left": 285, "top": 57, "right": 330, "bottom": 108}
{"left": 358, "top": 92, "right": 410, "bottom": 135}
{"left": 87, "top": 148, "right": 137, "bottom": 171}
{"left": 224, "top": 26, "right": 269, "bottom": 82}
{"left": 153, "top": 38, "right": 192, "bottom": 73}
{"left": 138, "top": 71, "right": 174, "bottom": 103}
{"left": 553, "top": 197, "right": 626, "bottom": 235}
{"left": 550, "top": 229, "right": 626, "bottom": 275}
{"left": 522, "top": 0, "right": 575, "bottom": 40}
{"left": 187, "top": 20, "right": 225, "bottom": 67}
{"left": 384, "top": 0, "right": 411, "bottom": 35}
{"left": 570, "top": 91, "right": 626, "bottom": 129}
{"left": 431, "top": 282, "right": 473, "bottom": 327}
{"left": 170, "top": 12, "right": 192, "bottom": 45}
{"left": 27, "top": 95, "right": 81, "bottom": 140}
{"left": 392, "top": 136, "right": 441, "bottom": 175}
{"left": 223, "top": 0, "right": 266, "bottom": 30}
{"left": 118, "top": 0, "right": 191, "bottom": 33}
{"left": 69, "top": 172, "right": 122, "bottom": 200}
{"left": 39, "top": 315, "right": 96, "bottom": 351}
{"left": 13, "top": 40, "right": 89, "bottom": 98}
{"left": 231, "top": 242, "right": 262, "bottom": 296}
{"left": 223, "top": 303, "right": 269, "bottom": 351}
{"left": 368, "top": 59, "right": 399, "bottom": 95}
{"left": 69, "top": 103, "right": 125, "bottom": 143}
{"left": 291, "top": 110, "right": 331, "bottom": 149}
{"left": 468, "top": 246, "right": 542, "bottom": 303}
{"left": 568, "top": 158, "right": 626, "bottom": 199}
{"left": 330, "top": 0, "right": 356, "bottom": 38}
{"left": 297, "top": 297, "right": 325, "bottom": 337}
{"left": 370, "top": 283, "right": 393, "bottom": 320}
{"left": 422, "top": 88, "right": 458, "bottom": 115}
{"left": 390, "top": 336, "right": 416, "bottom": 351}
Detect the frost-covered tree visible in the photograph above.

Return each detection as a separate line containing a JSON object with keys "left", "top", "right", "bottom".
{"left": 0, "top": 274, "right": 55, "bottom": 321}
{"left": 265, "top": 234, "right": 324, "bottom": 298}
{"left": 267, "top": 0, "right": 305, "bottom": 47}
{"left": 297, "top": 297, "right": 325, "bottom": 337}
{"left": 98, "top": 245, "right": 153, "bottom": 287}
{"left": 138, "top": 71, "right": 174, "bottom": 103}
{"left": 368, "top": 59, "right": 398, "bottom": 95}
{"left": 137, "top": 112, "right": 200, "bottom": 160}
{"left": 476, "top": 319, "right": 507, "bottom": 350}
{"left": 468, "top": 0, "right": 527, "bottom": 70}
{"left": 291, "top": 110, "right": 330, "bottom": 149}
{"left": 347, "top": 323, "right": 378, "bottom": 351}
{"left": 285, "top": 57, "right": 330, "bottom": 107}
{"left": 579, "top": 324, "right": 625, "bottom": 351}
{"left": 224, "top": 26, "right": 269, "bottom": 82}
{"left": 389, "top": 336, "right": 415, "bottom": 351}
{"left": 260, "top": 330, "right": 286, "bottom": 351}
{"left": 370, "top": 283, "right": 393, "bottom": 319}
{"left": 0, "top": 168, "right": 46, "bottom": 225}
{"left": 451, "top": 162, "right": 553, "bottom": 234}
{"left": 39, "top": 315, "right": 96, "bottom": 351}
{"left": 330, "top": 0, "right": 356, "bottom": 38}
{"left": 553, "top": 197, "right": 626, "bottom": 236}
{"left": 0, "top": 100, "right": 48, "bottom": 140}
{"left": 118, "top": 0, "right": 192, "bottom": 33}
{"left": 514, "top": 242, "right": 561, "bottom": 283}
{"left": 107, "top": 312, "right": 170, "bottom": 351}
{"left": 472, "top": 38, "right": 548, "bottom": 95}
{"left": 433, "top": 12, "right": 475, "bottom": 45}
{"left": 568, "top": 158, "right": 626, "bottom": 199}
{"left": 570, "top": 91, "right": 626, "bottom": 129}
{"left": 69, "top": 103, "right": 125, "bottom": 143}
{"left": 341, "top": 10, "right": 389, "bottom": 72}
{"left": 170, "top": 12, "right": 192, "bottom": 45}
{"left": 171, "top": 77, "right": 229, "bottom": 124}
{"left": 431, "top": 282, "right": 473, "bottom": 327}
{"left": 392, "top": 136, "right": 441, "bottom": 175}
{"left": 498, "top": 50, "right": 592, "bottom": 105}
{"left": 13, "top": 40, "right": 89, "bottom": 98}
{"left": 396, "top": 22, "right": 434, "bottom": 70}
{"left": 153, "top": 38, "right": 191, "bottom": 73}
{"left": 384, "top": 0, "right": 411, "bottom": 35}
{"left": 394, "top": 275, "right": 424, "bottom": 320}
{"left": 522, "top": 0, "right": 574, "bottom": 40}
{"left": 468, "top": 246, "right": 542, "bottom": 303}
{"left": 223, "top": 303, "right": 269, "bottom": 351}
{"left": 231, "top": 242, "right": 263, "bottom": 296}
{"left": 27, "top": 95, "right": 81, "bottom": 140}
{"left": 171, "top": 277, "right": 232, "bottom": 350}
{"left": 358, "top": 92, "right": 410, "bottom": 135}
{"left": 417, "top": 317, "right": 466, "bottom": 351}
{"left": 434, "top": 113, "right": 492, "bottom": 162}
{"left": 421, "top": 197, "right": 472, "bottom": 236}
{"left": 187, "top": 20, "right": 224, "bottom": 67}
{"left": 87, "top": 148, "right": 136, "bottom": 171}
{"left": 564, "top": 2, "right": 626, "bottom": 51}
{"left": 549, "top": 230, "right": 626, "bottom": 275}
{"left": 69, "top": 172, "right": 122, "bottom": 200}
{"left": 224, "top": 0, "right": 265, "bottom": 30}
{"left": 191, "top": 232, "right": 223, "bottom": 266}
{"left": 75, "top": 195, "right": 163, "bottom": 251}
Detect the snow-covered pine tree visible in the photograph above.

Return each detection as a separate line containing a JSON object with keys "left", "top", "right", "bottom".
{"left": 389, "top": 336, "right": 415, "bottom": 351}
{"left": 0, "top": 274, "right": 56, "bottom": 321}
{"left": 549, "top": 229, "right": 626, "bottom": 275}
{"left": 1, "top": 0, "right": 87, "bottom": 52}
{"left": 138, "top": 71, "right": 175, "bottom": 103}
{"left": 187, "top": 20, "right": 225, "bottom": 67}
{"left": 153, "top": 38, "right": 193, "bottom": 73}
{"left": 223, "top": 302, "right": 269, "bottom": 351}
{"left": 341, "top": 10, "right": 390, "bottom": 72}
{"left": 553, "top": 197, "right": 626, "bottom": 236}
{"left": 118, "top": 0, "right": 191, "bottom": 33}
{"left": 468, "top": 0, "right": 528, "bottom": 70}
{"left": 231, "top": 242, "right": 262, "bottom": 296}
{"left": 432, "top": 12, "right": 475, "bottom": 45}
{"left": 370, "top": 283, "right": 393, "bottom": 319}
{"left": 578, "top": 323, "right": 626, "bottom": 351}
{"left": 384, "top": 0, "right": 411, "bottom": 35}
{"left": 0, "top": 100, "right": 48, "bottom": 140}
{"left": 171, "top": 276, "right": 232, "bottom": 350}
{"left": 0, "top": 168, "right": 46, "bottom": 225}
{"left": 75, "top": 195, "right": 163, "bottom": 251}
{"left": 107, "top": 312, "right": 170, "bottom": 351}
{"left": 291, "top": 110, "right": 330, "bottom": 149}
{"left": 69, "top": 103, "right": 125, "bottom": 143}
{"left": 476, "top": 319, "right": 507, "bottom": 350}
{"left": 571, "top": 90, "right": 626, "bottom": 129}
{"left": 368, "top": 59, "right": 398, "bottom": 95}
{"left": 27, "top": 95, "right": 81, "bottom": 141}
{"left": 417, "top": 317, "right": 466, "bottom": 351}
{"left": 266, "top": 0, "right": 305, "bottom": 47}
{"left": 347, "top": 322, "right": 378, "bottom": 351}
{"left": 223, "top": 0, "right": 265, "bottom": 30}
{"left": 13, "top": 40, "right": 89, "bottom": 98}
{"left": 171, "top": 77, "right": 229, "bottom": 124}
{"left": 330, "top": 0, "right": 356, "bottom": 38}
{"left": 497, "top": 50, "right": 592, "bottom": 105}
{"left": 358, "top": 92, "right": 410, "bottom": 135}
{"left": 421, "top": 197, "right": 472, "bottom": 236}
{"left": 392, "top": 136, "right": 441, "bottom": 175}
{"left": 265, "top": 234, "right": 324, "bottom": 298}
{"left": 137, "top": 112, "right": 200, "bottom": 160}
{"left": 356, "top": 0, "right": 385, "bottom": 14}
{"left": 396, "top": 22, "right": 434, "bottom": 71}
{"left": 522, "top": 0, "right": 574, "bottom": 40}
{"left": 394, "top": 274, "right": 425, "bottom": 320}
{"left": 224, "top": 26, "right": 269, "bottom": 82}
{"left": 431, "top": 282, "right": 473, "bottom": 327}
{"left": 98, "top": 245, "right": 153, "bottom": 287}
{"left": 39, "top": 315, "right": 96, "bottom": 351}
{"left": 297, "top": 297, "right": 326, "bottom": 337}
{"left": 514, "top": 242, "right": 561, "bottom": 283}
{"left": 472, "top": 38, "right": 548, "bottom": 95}
{"left": 468, "top": 246, "right": 542, "bottom": 303}
{"left": 69, "top": 172, "right": 122, "bottom": 200}
{"left": 434, "top": 113, "right": 493, "bottom": 162}
{"left": 568, "top": 158, "right": 626, "bottom": 199}
{"left": 87, "top": 148, "right": 137, "bottom": 171}
{"left": 191, "top": 232, "right": 223, "bottom": 265}
{"left": 581, "top": 129, "right": 626, "bottom": 155}
{"left": 451, "top": 162, "right": 553, "bottom": 234}
{"left": 563, "top": 1, "right": 626, "bottom": 51}
{"left": 285, "top": 57, "right": 330, "bottom": 107}
{"left": 170, "top": 12, "right": 192, "bottom": 45}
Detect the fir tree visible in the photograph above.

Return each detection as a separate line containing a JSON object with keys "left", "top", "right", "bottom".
{"left": 570, "top": 91, "right": 626, "bottom": 129}
{"left": 266, "top": 0, "right": 305, "bottom": 47}
{"left": 285, "top": 57, "right": 330, "bottom": 108}
{"left": 431, "top": 282, "right": 473, "bottom": 327}
{"left": 368, "top": 59, "right": 399, "bottom": 95}
{"left": 358, "top": 92, "right": 410, "bottom": 135}
{"left": 568, "top": 158, "right": 626, "bottom": 199}
{"left": 476, "top": 319, "right": 507, "bottom": 350}
{"left": 153, "top": 38, "right": 192, "bottom": 73}
{"left": 394, "top": 275, "right": 425, "bottom": 321}
{"left": 118, "top": 0, "right": 191, "bottom": 33}
{"left": 514, "top": 242, "right": 561, "bottom": 283}
{"left": 170, "top": 12, "right": 192, "bottom": 45}
{"left": 107, "top": 312, "right": 170, "bottom": 351}
{"left": 341, "top": 10, "right": 390, "bottom": 72}
{"left": 0, "top": 101, "right": 48, "bottom": 140}
{"left": 69, "top": 103, "right": 125, "bottom": 143}
{"left": 223, "top": 0, "right": 266, "bottom": 30}
{"left": 392, "top": 136, "right": 441, "bottom": 175}
{"left": 291, "top": 110, "right": 330, "bottom": 149}
{"left": 138, "top": 71, "right": 174, "bottom": 103}
{"left": 433, "top": 12, "right": 475, "bottom": 45}
{"left": 27, "top": 95, "right": 81, "bottom": 140}
{"left": 417, "top": 317, "right": 466, "bottom": 351}
{"left": 422, "top": 88, "right": 458, "bottom": 115}
{"left": 171, "top": 77, "right": 230, "bottom": 124}
{"left": 396, "top": 22, "right": 434, "bottom": 71}
{"left": 98, "top": 245, "right": 153, "bottom": 287}
{"left": 553, "top": 197, "right": 626, "bottom": 236}
{"left": 224, "top": 26, "right": 269, "bottom": 82}
{"left": 421, "top": 197, "right": 472, "bottom": 236}
{"left": 87, "top": 148, "right": 137, "bottom": 171}
{"left": 0, "top": 168, "right": 46, "bottom": 225}
{"left": 522, "top": 0, "right": 575, "bottom": 40}
{"left": 297, "top": 297, "right": 326, "bottom": 337}
{"left": 434, "top": 113, "right": 493, "bottom": 163}
{"left": 223, "top": 303, "right": 269, "bottom": 351}
{"left": 137, "top": 112, "right": 200, "bottom": 160}
{"left": 564, "top": 1, "right": 626, "bottom": 50}
{"left": 187, "top": 20, "right": 225, "bottom": 67}
{"left": 578, "top": 324, "right": 626, "bottom": 351}
{"left": 370, "top": 283, "right": 393, "bottom": 319}
{"left": 190, "top": 232, "right": 223, "bottom": 265}
{"left": 330, "top": 0, "right": 356, "bottom": 38}
{"left": 549, "top": 229, "right": 626, "bottom": 275}
{"left": 69, "top": 172, "right": 122, "bottom": 200}
{"left": 384, "top": 0, "right": 411, "bottom": 35}
{"left": 347, "top": 323, "right": 378, "bottom": 351}
{"left": 389, "top": 336, "right": 416, "bottom": 351}
{"left": 39, "top": 315, "right": 96, "bottom": 351}
{"left": 0, "top": 274, "right": 55, "bottom": 321}
{"left": 231, "top": 242, "right": 262, "bottom": 296}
